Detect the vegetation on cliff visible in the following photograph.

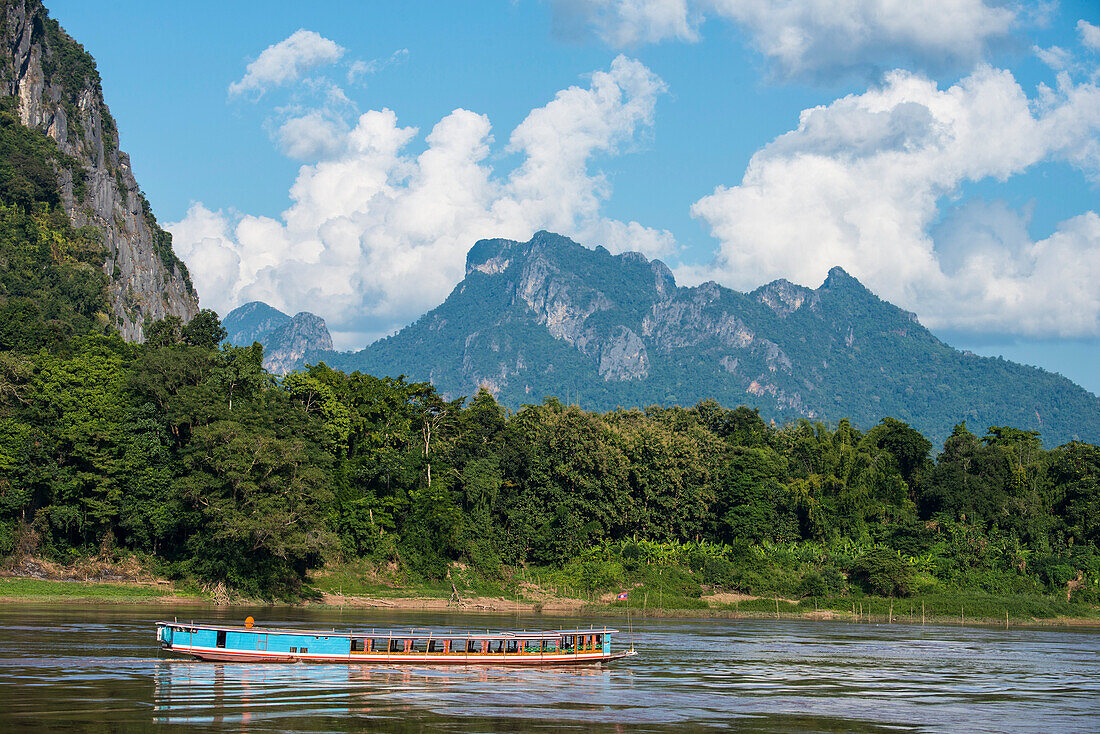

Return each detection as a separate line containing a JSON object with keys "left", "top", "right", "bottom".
{"left": 2, "top": 0, "right": 198, "bottom": 338}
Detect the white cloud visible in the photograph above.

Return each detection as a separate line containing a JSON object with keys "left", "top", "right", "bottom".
{"left": 171, "top": 56, "right": 675, "bottom": 342}
{"left": 229, "top": 30, "right": 345, "bottom": 97}
{"left": 1034, "top": 45, "right": 1072, "bottom": 71}
{"left": 1080, "top": 20, "right": 1100, "bottom": 52}
{"left": 686, "top": 65, "right": 1100, "bottom": 337}
{"left": 551, "top": 0, "right": 1016, "bottom": 81}
{"left": 169, "top": 202, "right": 243, "bottom": 310}
{"left": 274, "top": 110, "right": 350, "bottom": 161}
{"left": 347, "top": 49, "right": 409, "bottom": 85}
{"left": 552, "top": 0, "right": 700, "bottom": 45}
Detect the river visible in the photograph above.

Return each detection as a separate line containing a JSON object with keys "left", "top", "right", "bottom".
{"left": 0, "top": 604, "right": 1097, "bottom": 732}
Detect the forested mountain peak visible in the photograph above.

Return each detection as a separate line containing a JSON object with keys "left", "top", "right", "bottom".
{"left": 308, "top": 232, "right": 1100, "bottom": 446}
{"left": 0, "top": 0, "right": 198, "bottom": 339}
{"left": 223, "top": 301, "right": 333, "bottom": 375}
{"left": 223, "top": 301, "right": 292, "bottom": 346}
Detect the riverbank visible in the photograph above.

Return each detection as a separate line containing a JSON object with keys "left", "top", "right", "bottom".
{"left": 4, "top": 575, "right": 1099, "bottom": 629}
{"left": 4, "top": 554, "right": 1099, "bottom": 628}
{"left": 0, "top": 577, "right": 204, "bottom": 604}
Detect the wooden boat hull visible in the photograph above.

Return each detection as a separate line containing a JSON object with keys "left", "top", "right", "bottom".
{"left": 156, "top": 622, "right": 635, "bottom": 666}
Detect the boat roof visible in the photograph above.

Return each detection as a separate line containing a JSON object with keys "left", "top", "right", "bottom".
{"left": 156, "top": 621, "right": 618, "bottom": 639}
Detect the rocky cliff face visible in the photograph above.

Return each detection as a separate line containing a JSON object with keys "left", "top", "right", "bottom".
{"left": 223, "top": 301, "right": 333, "bottom": 375}
{"left": 263, "top": 313, "right": 333, "bottom": 375}
{"left": 316, "top": 231, "right": 1100, "bottom": 446}
{"left": 1, "top": 0, "right": 198, "bottom": 339}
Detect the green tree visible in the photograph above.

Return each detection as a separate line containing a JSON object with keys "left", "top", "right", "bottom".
{"left": 144, "top": 316, "right": 183, "bottom": 347}
{"left": 850, "top": 548, "right": 913, "bottom": 597}
{"left": 177, "top": 392, "right": 334, "bottom": 595}
{"left": 181, "top": 309, "right": 227, "bottom": 349}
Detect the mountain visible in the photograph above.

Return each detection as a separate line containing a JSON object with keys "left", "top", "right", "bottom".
{"left": 1, "top": 0, "right": 198, "bottom": 339}
{"left": 223, "top": 301, "right": 293, "bottom": 346}
{"left": 306, "top": 231, "right": 1099, "bottom": 446}
{"left": 223, "top": 301, "right": 333, "bottom": 375}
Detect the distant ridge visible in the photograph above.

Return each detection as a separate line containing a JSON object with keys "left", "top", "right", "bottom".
{"left": 223, "top": 301, "right": 333, "bottom": 375}
{"left": 260, "top": 232, "right": 1098, "bottom": 446}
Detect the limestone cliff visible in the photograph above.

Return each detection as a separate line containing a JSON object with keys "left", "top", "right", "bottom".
{"left": 1, "top": 0, "right": 198, "bottom": 339}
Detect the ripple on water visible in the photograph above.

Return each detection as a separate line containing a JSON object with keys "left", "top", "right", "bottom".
{"left": 1, "top": 609, "right": 1099, "bottom": 732}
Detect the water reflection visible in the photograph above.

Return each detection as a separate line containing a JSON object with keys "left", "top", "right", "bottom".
{"left": 2, "top": 606, "right": 1100, "bottom": 732}
{"left": 153, "top": 660, "right": 622, "bottom": 730}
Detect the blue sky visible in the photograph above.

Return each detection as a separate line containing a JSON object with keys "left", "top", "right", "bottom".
{"left": 47, "top": 0, "right": 1100, "bottom": 394}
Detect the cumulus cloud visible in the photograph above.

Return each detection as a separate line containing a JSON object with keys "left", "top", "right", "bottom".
{"left": 551, "top": 0, "right": 1017, "bottom": 81}
{"left": 229, "top": 30, "right": 345, "bottom": 97}
{"left": 273, "top": 110, "right": 350, "bottom": 161}
{"left": 171, "top": 56, "right": 675, "bottom": 348}
{"left": 685, "top": 65, "right": 1100, "bottom": 337}
{"left": 1080, "top": 20, "right": 1100, "bottom": 52}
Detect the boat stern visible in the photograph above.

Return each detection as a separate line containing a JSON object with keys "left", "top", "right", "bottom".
{"left": 155, "top": 622, "right": 173, "bottom": 649}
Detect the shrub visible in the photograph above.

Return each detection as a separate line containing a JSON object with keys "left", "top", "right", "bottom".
{"left": 850, "top": 549, "right": 913, "bottom": 597}
{"left": 797, "top": 567, "right": 847, "bottom": 597}
{"left": 701, "top": 556, "right": 736, "bottom": 588}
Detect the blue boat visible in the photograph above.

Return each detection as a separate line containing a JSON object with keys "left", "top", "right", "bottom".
{"left": 155, "top": 620, "right": 635, "bottom": 665}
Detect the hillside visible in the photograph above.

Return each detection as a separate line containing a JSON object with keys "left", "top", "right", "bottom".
{"left": 0, "top": 0, "right": 198, "bottom": 338}
{"left": 304, "top": 231, "right": 1099, "bottom": 446}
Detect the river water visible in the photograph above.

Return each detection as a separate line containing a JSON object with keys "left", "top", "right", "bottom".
{"left": 0, "top": 604, "right": 1098, "bottom": 732}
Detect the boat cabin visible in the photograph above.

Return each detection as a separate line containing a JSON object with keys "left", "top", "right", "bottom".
{"left": 156, "top": 622, "right": 632, "bottom": 665}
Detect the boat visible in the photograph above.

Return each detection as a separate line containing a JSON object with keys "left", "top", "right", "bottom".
{"left": 155, "top": 620, "right": 636, "bottom": 665}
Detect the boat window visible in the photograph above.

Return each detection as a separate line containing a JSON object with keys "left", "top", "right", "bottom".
{"left": 542, "top": 639, "right": 557, "bottom": 651}
{"left": 290, "top": 647, "right": 298, "bottom": 653}
{"left": 427, "top": 640, "right": 441, "bottom": 653}
{"left": 562, "top": 635, "right": 575, "bottom": 650}
{"left": 467, "top": 640, "right": 479, "bottom": 653}
{"left": 216, "top": 630, "right": 226, "bottom": 648}
{"left": 595, "top": 634, "right": 603, "bottom": 645}
{"left": 389, "top": 639, "right": 403, "bottom": 653}
{"left": 411, "top": 639, "right": 428, "bottom": 653}
{"left": 351, "top": 638, "right": 365, "bottom": 652}
{"left": 506, "top": 640, "right": 518, "bottom": 653}
{"left": 301, "top": 648, "right": 308, "bottom": 654}
{"left": 372, "top": 638, "right": 388, "bottom": 652}
{"left": 450, "top": 640, "right": 464, "bottom": 652}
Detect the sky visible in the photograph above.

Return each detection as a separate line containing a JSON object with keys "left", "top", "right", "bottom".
{"left": 46, "top": 0, "right": 1100, "bottom": 395}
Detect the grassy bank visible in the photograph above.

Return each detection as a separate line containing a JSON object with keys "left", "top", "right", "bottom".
{"left": 582, "top": 590, "right": 1100, "bottom": 627}
{"left": 305, "top": 561, "right": 1100, "bottom": 627}
{"left": 3, "top": 574, "right": 1098, "bottom": 628}
{"left": 0, "top": 577, "right": 206, "bottom": 603}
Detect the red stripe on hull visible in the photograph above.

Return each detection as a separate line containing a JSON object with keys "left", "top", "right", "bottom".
{"left": 163, "top": 645, "right": 634, "bottom": 666}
